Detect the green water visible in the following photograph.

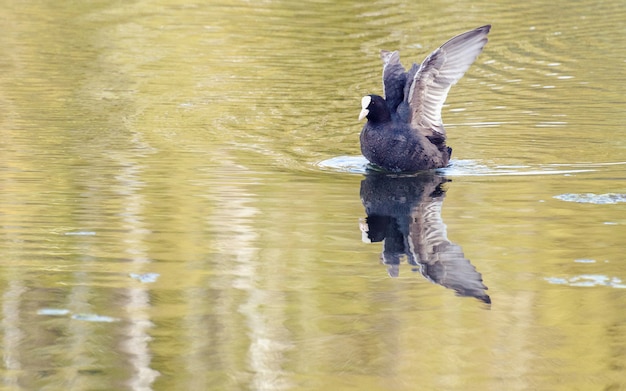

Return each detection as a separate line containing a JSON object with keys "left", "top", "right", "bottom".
{"left": 0, "top": 0, "right": 625, "bottom": 390}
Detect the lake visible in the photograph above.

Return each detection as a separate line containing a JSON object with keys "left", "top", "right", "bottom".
{"left": 0, "top": 0, "right": 625, "bottom": 390}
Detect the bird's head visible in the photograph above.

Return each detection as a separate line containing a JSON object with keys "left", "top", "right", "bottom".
{"left": 358, "top": 95, "right": 390, "bottom": 123}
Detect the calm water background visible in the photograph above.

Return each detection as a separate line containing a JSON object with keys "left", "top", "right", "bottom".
{"left": 1, "top": 0, "right": 625, "bottom": 390}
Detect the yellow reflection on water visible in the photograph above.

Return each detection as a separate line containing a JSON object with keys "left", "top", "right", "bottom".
{"left": 0, "top": 0, "right": 625, "bottom": 389}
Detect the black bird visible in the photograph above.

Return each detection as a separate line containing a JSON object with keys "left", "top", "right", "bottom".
{"left": 359, "top": 25, "right": 491, "bottom": 172}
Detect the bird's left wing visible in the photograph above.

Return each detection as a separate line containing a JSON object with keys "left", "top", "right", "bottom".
{"left": 381, "top": 50, "right": 407, "bottom": 113}
{"left": 407, "top": 25, "right": 491, "bottom": 137}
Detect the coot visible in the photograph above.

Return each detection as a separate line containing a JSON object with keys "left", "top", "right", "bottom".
{"left": 359, "top": 25, "right": 491, "bottom": 172}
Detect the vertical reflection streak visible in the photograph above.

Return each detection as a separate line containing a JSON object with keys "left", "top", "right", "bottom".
{"left": 212, "top": 174, "right": 293, "bottom": 390}
{"left": 1, "top": 281, "right": 26, "bottom": 388}
{"left": 111, "top": 132, "right": 160, "bottom": 390}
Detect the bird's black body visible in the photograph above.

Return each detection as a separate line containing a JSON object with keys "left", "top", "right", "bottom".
{"left": 360, "top": 96, "right": 451, "bottom": 172}
{"left": 359, "top": 25, "right": 491, "bottom": 172}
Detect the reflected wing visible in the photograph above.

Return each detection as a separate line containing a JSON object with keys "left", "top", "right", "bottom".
{"left": 381, "top": 50, "right": 407, "bottom": 113}
{"left": 407, "top": 25, "right": 490, "bottom": 137}
{"left": 422, "top": 241, "right": 491, "bottom": 304}
{"left": 409, "top": 195, "right": 490, "bottom": 304}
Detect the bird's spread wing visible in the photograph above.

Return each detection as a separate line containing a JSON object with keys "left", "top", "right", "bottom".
{"left": 407, "top": 25, "right": 490, "bottom": 137}
{"left": 380, "top": 50, "right": 407, "bottom": 113}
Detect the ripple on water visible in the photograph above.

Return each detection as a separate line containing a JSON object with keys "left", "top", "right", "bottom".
{"left": 553, "top": 193, "right": 626, "bottom": 204}
{"left": 316, "top": 156, "right": 604, "bottom": 177}
{"left": 37, "top": 309, "right": 120, "bottom": 322}
{"left": 316, "top": 155, "right": 370, "bottom": 174}
{"left": 545, "top": 275, "right": 626, "bottom": 289}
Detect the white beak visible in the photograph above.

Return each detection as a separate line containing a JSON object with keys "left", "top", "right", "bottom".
{"left": 359, "top": 218, "right": 371, "bottom": 243}
{"left": 358, "top": 95, "right": 372, "bottom": 121}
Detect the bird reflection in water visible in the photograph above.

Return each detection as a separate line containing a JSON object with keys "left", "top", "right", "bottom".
{"left": 359, "top": 172, "right": 490, "bottom": 304}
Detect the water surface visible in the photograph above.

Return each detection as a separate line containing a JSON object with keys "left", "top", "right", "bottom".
{"left": 1, "top": 0, "right": 625, "bottom": 390}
